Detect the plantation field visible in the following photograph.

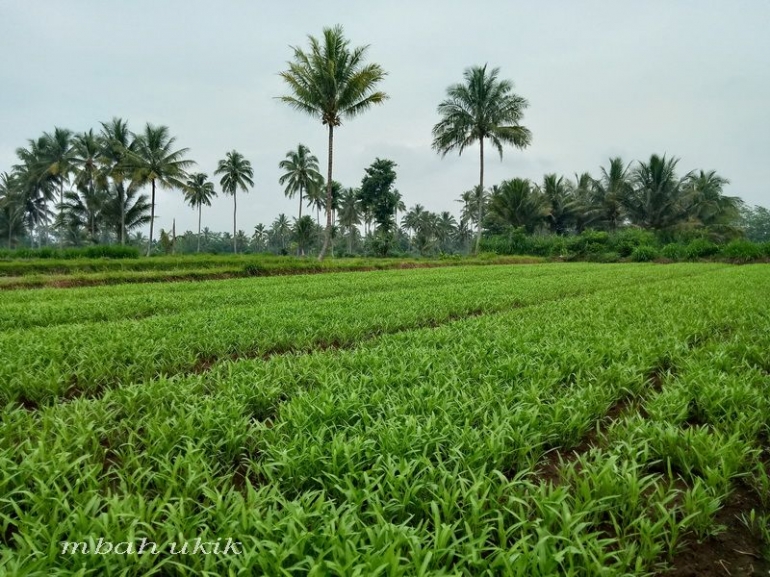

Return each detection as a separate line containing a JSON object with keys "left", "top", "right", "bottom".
{"left": 1, "top": 263, "right": 768, "bottom": 576}
{"left": 0, "top": 254, "right": 541, "bottom": 290}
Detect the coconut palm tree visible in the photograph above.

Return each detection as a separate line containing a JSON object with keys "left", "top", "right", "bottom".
{"left": 40, "top": 127, "right": 74, "bottom": 243}
{"left": 432, "top": 64, "right": 531, "bottom": 253}
{"left": 436, "top": 211, "right": 458, "bottom": 251}
{"left": 214, "top": 150, "right": 253, "bottom": 254}
{"left": 393, "top": 189, "right": 406, "bottom": 229}
{"left": 13, "top": 138, "right": 56, "bottom": 245}
{"left": 626, "top": 154, "right": 691, "bottom": 232}
{"left": 293, "top": 215, "right": 315, "bottom": 256}
{"left": 0, "top": 172, "right": 26, "bottom": 248}
{"left": 337, "top": 187, "right": 361, "bottom": 253}
{"left": 252, "top": 223, "right": 268, "bottom": 252}
{"left": 271, "top": 213, "right": 291, "bottom": 253}
{"left": 128, "top": 124, "right": 193, "bottom": 256}
{"left": 101, "top": 184, "right": 152, "bottom": 242}
{"left": 278, "top": 24, "right": 388, "bottom": 260}
{"left": 99, "top": 118, "right": 134, "bottom": 244}
{"left": 684, "top": 170, "right": 741, "bottom": 227}
{"left": 183, "top": 173, "right": 217, "bottom": 252}
{"left": 487, "top": 178, "right": 548, "bottom": 234}
{"left": 279, "top": 144, "right": 322, "bottom": 222}
{"left": 591, "top": 157, "right": 633, "bottom": 232}
{"left": 457, "top": 186, "right": 488, "bottom": 230}
{"left": 541, "top": 174, "right": 575, "bottom": 235}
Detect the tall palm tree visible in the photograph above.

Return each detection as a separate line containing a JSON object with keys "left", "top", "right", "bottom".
{"left": 626, "top": 154, "right": 691, "bottom": 232}
{"left": 252, "top": 223, "right": 268, "bottom": 252}
{"left": 271, "top": 213, "right": 291, "bottom": 252}
{"left": 337, "top": 187, "right": 362, "bottom": 253}
{"left": 41, "top": 127, "right": 74, "bottom": 243}
{"left": 436, "top": 211, "right": 458, "bottom": 251}
{"left": 487, "top": 178, "right": 548, "bottom": 234}
{"left": 214, "top": 150, "right": 254, "bottom": 254}
{"left": 71, "top": 130, "right": 102, "bottom": 197}
{"left": 99, "top": 118, "right": 134, "bottom": 244}
{"left": 13, "top": 138, "right": 56, "bottom": 245}
{"left": 278, "top": 144, "right": 322, "bottom": 222}
{"left": 393, "top": 189, "right": 406, "bottom": 228}
{"left": 183, "top": 173, "right": 217, "bottom": 252}
{"left": 457, "top": 186, "right": 488, "bottom": 230}
{"left": 70, "top": 130, "right": 105, "bottom": 240}
{"left": 684, "top": 170, "right": 741, "bottom": 227}
{"left": 279, "top": 24, "right": 388, "bottom": 260}
{"left": 541, "top": 174, "right": 575, "bottom": 235}
{"left": 293, "top": 215, "right": 315, "bottom": 256}
{"left": 61, "top": 186, "right": 108, "bottom": 241}
{"left": 0, "top": 172, "right": 26, "bottom": 248}
{"left": 592, "top": 158, "right": 632, "bottom": 232}
{"left": 128, "top": 124, "right": 193, "bottom": 256}
{"left": 432, "top": 64, "right": 532, "bottom": 253}
{"left": 101, "top": 184, "right": 152, "bottom": 242}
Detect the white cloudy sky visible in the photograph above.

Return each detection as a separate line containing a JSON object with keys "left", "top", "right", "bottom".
{"left": 1, "top": 0, "right": 768, "bottom": 235}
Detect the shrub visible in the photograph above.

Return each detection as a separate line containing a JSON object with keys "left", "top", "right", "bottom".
{"left": 611, "top": 229, "right": 658, "bottom": 257}
{"left": 720, "top": 240, "right": 763, "bottom": 263}
{"left": 661, "top": 244, "right": 686, "bottom": 261}
{"left": 631, "top": 245, "right": 659, "bottom": 262}
{"left": 568, "top": 230, "right": 610, "bottom": 256}
{"left": 685, "top": 239, "right": 719, "bottom": 260}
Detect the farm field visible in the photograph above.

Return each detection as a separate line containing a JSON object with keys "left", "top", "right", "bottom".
{"left": 0, "top": 254, "right": 541, "bottom": 290}
{"left": 0, "top": 263, "right": 768, "bottom": 576}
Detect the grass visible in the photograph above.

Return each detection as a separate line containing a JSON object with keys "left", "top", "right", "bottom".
{"left": 0, "top": 263, "right": 768, "bottom": 575}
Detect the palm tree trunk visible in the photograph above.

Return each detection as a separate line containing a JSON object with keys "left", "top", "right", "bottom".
{"left": 299, "top": 185, "right": 303, "bottom": 220}
{"left": 147, "top": 179, "right": 155, "bottom": 257}
{"left": 197, "top": 205, "right": 202, "bottom": 253}
{"left": 318, "top": 125, "right": 334, "bottom": 261}
{"left": 119, "top": 183, "right": 125, "bottom": 245}
{"left": 474, "top": 139, "right": 484, "bottom": 255}
{"left": 59, "top": 182, "right": 64, "bottom": 248}
{"left": 233, "top": 192, "right": 237, "bottom": 254}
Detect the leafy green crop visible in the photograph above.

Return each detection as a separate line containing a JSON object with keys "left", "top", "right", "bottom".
{"left": 0, "top": 263, "right": 768, "bottom": 575}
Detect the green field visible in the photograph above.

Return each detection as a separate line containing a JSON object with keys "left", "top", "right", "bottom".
{"left": 1, "top": 263, "right": 768, "bottom": 575}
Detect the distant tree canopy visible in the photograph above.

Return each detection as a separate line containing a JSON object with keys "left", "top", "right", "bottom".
{"left": 358, "top": 158, "right": 398, "bottom": 233}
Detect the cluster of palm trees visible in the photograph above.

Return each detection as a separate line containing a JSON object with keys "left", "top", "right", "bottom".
{"left": 1, "top": 23, "right": 748, "bottom": 258}
{"left": 0, "top": 120, "right": 256, "bottom": 254}
{"left": 474, "top": 156, "right": 741, "bottom": 240}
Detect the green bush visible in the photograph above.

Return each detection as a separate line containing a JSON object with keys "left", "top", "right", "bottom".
{"left": 610, "top": 229, "right": 659, "bottom": 257}
{"left": 720, "top": 240, "right": 763, "bottom": 263}
{"left": 685, "top": 239, "right": 719, "bottom": 260}
{"left": 660, "top": 244, "right": 686, "bottom": 261}
{"left": 567, "top": 230, "right": 610, "bottom": 256}
{"left": 761, "top": 242, "right": 770, "bottom": 257}
{"left": 631, "top": 245, "right": 659, "bottom": 262}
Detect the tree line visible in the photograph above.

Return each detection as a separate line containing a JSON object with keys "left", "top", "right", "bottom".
{"left": 1, "top": 25, "right": 764, "bottom": 259}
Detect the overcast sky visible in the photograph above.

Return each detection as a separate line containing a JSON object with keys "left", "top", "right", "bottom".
{"left": 1, "top": 1, "right": 768, "bottom": 235}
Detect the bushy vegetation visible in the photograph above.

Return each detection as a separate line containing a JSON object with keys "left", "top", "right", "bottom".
{"left": 0, "top": 245, "right": 138, "bottom": 260}
{"left": 1, "top": 264, "right": 768, "bottom": 574}
{"left": 481, "top": 227, "right": 768, "bottom": 263}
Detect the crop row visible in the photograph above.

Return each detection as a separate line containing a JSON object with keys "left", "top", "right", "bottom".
{"left": 0, "top": 264, "right": 571, "bottom": 330}
{"left": 1, "top": 266, "right": 766, "bottom": 575}
{"left": 0, "top": 264, "right": 712, "bottom": 408}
